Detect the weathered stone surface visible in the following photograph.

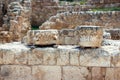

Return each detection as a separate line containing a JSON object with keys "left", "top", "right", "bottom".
{"left": 28, "top": 48, "right": 43, "bottom": 65}
{"left": 70, "top": 49, "right": 80, "bottom": 66}
{"left": 57, "top": 49, "right": 70, "bottom": 65}
{"left": 79, "top": 48, "right": 111, "bottom": 67}
{"left": 111, "top": 52, "right": 120, "bottom": 67}
{"left": 0, "top": 65, "right": 32, "bottom": 80}
{"left": 0, "top": 51, "right": 3, "bottom": 64}
{"left": 8, "top": 1, "right": 31, "bottom": 41}
{"left": 105, "top": 68, "right": 120, "bottom": 80}
{"left": 3, "top": 50, "right": 14, "bottom": 64}
{"left": 32, "top": 66, "right": 61, "bottom": 80}
{"left": 77, "top": 26, "right": 103, "bottom": 47}
{"left": 105, "top": 68, "right": 114, "bottom": 80}
{"left": 63, "top": 66, "right": 91, "bottom": 80}
{"left": 14, "top": 51, "right": 28, "bottom": 65}
{"left": 92, "top": 67, "right": 106, "bottom": 80}
{"left": 0, "top": 31, "right": 12, "bottom": 43}
{"left": 40, "top": 12, "right": 120, "bottom": 30}
{"left": 107, "top": 29, "right": 120, "bottom": 40}
{"left": 43, "top": 48, "right": 58, "bottom": 65}
{"left": 26, "top": 30, "right": 59, "bottom": 45}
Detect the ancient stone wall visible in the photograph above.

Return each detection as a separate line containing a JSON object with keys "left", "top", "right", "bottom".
{"left": 0, "top": 43, "right": 120, "bottom": 80}
{"left": 25, "top": 26, "right": 103, "bottom": 48}
{"left": 87, "top": 0, "right": 120, "bottom": 7}
{"left": 40, "top": 11, "right": 120, "bottom": 30}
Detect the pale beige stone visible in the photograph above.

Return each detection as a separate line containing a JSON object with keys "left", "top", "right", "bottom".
{"left": 32, "top": 66, "right": 61, "bottom": 80}
{"left": 3, "top": 50, "right": 14, "bottom": 64}
{"left": 92, "top": 67, "right": 106, "bottom": 80}
{"left": 57, "top": 49, "right": 69, "bottom": 65}
{"left": 0, "top": 65, "right": 32, "bottom": 80}
{"left": 43, "top": 48, "right": 58, "bottom": 65}
{"left": 64, "top": 37, "right": 77, "bottom": 45}
{"left": 80, "top": 48, "right": 111, "bottom": 67}
{"left": 26, "top": 30, "right": 59, "bottom": 45}
{"left": 63, "top": 66, "right": 91, "bottom": 80}
{"left": 76, "top": 26, "right": 103, "bottom": 47}
{"left": 0, "top": 31, "right": 12, "bottom": 43}
{"left": 14, "top": 51, "right": 28, "bottom": 65}
{"left": 70, "top": 49, "right": 80, "bottom": 65}
{"left": 105, "top": 68, "right": 115, "bottom": 80}
{"left": 0, "top": 51, "right": 3, "bottom": 64}
{"left": 28, "top": 48, "right": 43, "bottom": 65}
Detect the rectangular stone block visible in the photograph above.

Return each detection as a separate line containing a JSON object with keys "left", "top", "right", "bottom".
{"left": 28, "top": 48, "right": 43, "bottom": 65}
{"left": 92, "top": 67, "right": 106, "bottom": 80}
{"left": 32, "top": 66, "right": 61, "bottom": 80}
{"left": 26, "top": 30, "right": 59, "bottom": 45}
{"left": 57, "top": 49, "right": 69, "bottom": 65}
{"left": 70, "top": 49, "right": 80, "bottom": 66}
{"left": 63, "top": 66, "right": 91, "bottom": 80}
{"left": 3, "top": 50, "right": 14, "bottom": 64}
{"left": 108, "top": 29, "right": 120, "bottom": 40}
{"left": 0, "top": 50, "right": 3, "bottom": 64}
{"left": 14, "top": 50, "right": 28, "bottom": 65}
{"left": 0, "top": 65, "right": 32, "bottom": 80}
{"left": 64, "top": 37, "right": 77, "bottom": 45}
{"left": 60, "top": 29, "right": 74, "bottom": 37}
{"left": 79, "top": 48, "right": 111, "bottom": 67}
{"left": 43, "top": 48, "right": 58, "bottom": 65}
{"left": 76, "top": 26, "right": 103, "bottom": 47}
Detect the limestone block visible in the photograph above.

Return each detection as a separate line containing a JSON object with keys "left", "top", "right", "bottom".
{"left": 32, "top": 66, "right": 61, "bottom": 80}
{"left": 58, "top": 36, "right": 65, "bottom": 45}
{"left": 0, "top": 65, "right": 32, "bottom": 80}
{"left": 14, "top": 50, "right": 28, "bottom": 65}
{"left": 0, "top": 50, "right": 3, "bottom": 64}
{"left": 111, "top": 53, "right": 120, "bottom": 67}
{"left": 57, "top": 49, "right": 69, "bottom": 65}
{"left": 63, "top": 66, "right": 91, "bottom": 80}
{"left": 60, "top": 29, "right": 74, "bottom": 37}
{"left": 70, "top": 49, "right": 80, "bottom": 65}
{"left": 79, "top": 48, "right": 111, "bottom": 67}
{"left": 28, "top": 48, "right": 43, "bottom": 65}
{"left": 76, "top": 26, "right": 103, "bottom": 47}
{"left": 0, "top": 31, "right": 12, "bottom": 43}
{"left": 92, "top": 67, "right": 106, "bottom": 80}
{"left": 26, "top": 30, "right": 59, "bottom": 45}
{"left": 43, "top": 48, "right": 58, "bottom": 65}
{"left": 108, "top": 29, "right": 120, "bottom": 40}
{"left": 3, "top": 50, "right": 14, "bottom": 64}
{"left": 64, "top": 37, "right": 77, "bottom": 45}
{"left": 105, "top": 68, "right": 115, "bottom": 80}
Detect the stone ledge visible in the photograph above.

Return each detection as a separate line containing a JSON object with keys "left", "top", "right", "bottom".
{"left": 0, "top": 42, "right": 120, "bottom": 67}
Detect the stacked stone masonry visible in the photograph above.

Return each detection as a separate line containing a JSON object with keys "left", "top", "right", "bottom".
{"left": 0, "top": 43, "right": 120, "bottom": 80}
{"left": 25, "top": 26, "right": 103, "bottom": 47}
{"left": 88, "top": 0, "right": 120, "bottom": 8}
{"left": 40, "top": 11, "right": 120, "bottom": 30}
{"left": 0, "top": 1, "right": 31, "bottom": 43}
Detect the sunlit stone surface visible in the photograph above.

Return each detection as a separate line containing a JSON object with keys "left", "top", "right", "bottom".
{"left": 26, "top": 30, "right": 59, "bottom": 45}
{"left": 76, "top": 26, "right": 103, "bottom": 47}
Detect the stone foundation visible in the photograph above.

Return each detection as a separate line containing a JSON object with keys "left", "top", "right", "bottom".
{"left": 0, "top": 43, "right": 120, "bottom": 80}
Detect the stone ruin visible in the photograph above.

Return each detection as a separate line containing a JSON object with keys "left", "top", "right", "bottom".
{"left": 25, "top": 26, "right": 103, "bottom": 48}
{"left": 0, "top": 0, "right": 120, "bottom": 80}
{"left": 0, "top": 0, "right": 31, "bottom": 43}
